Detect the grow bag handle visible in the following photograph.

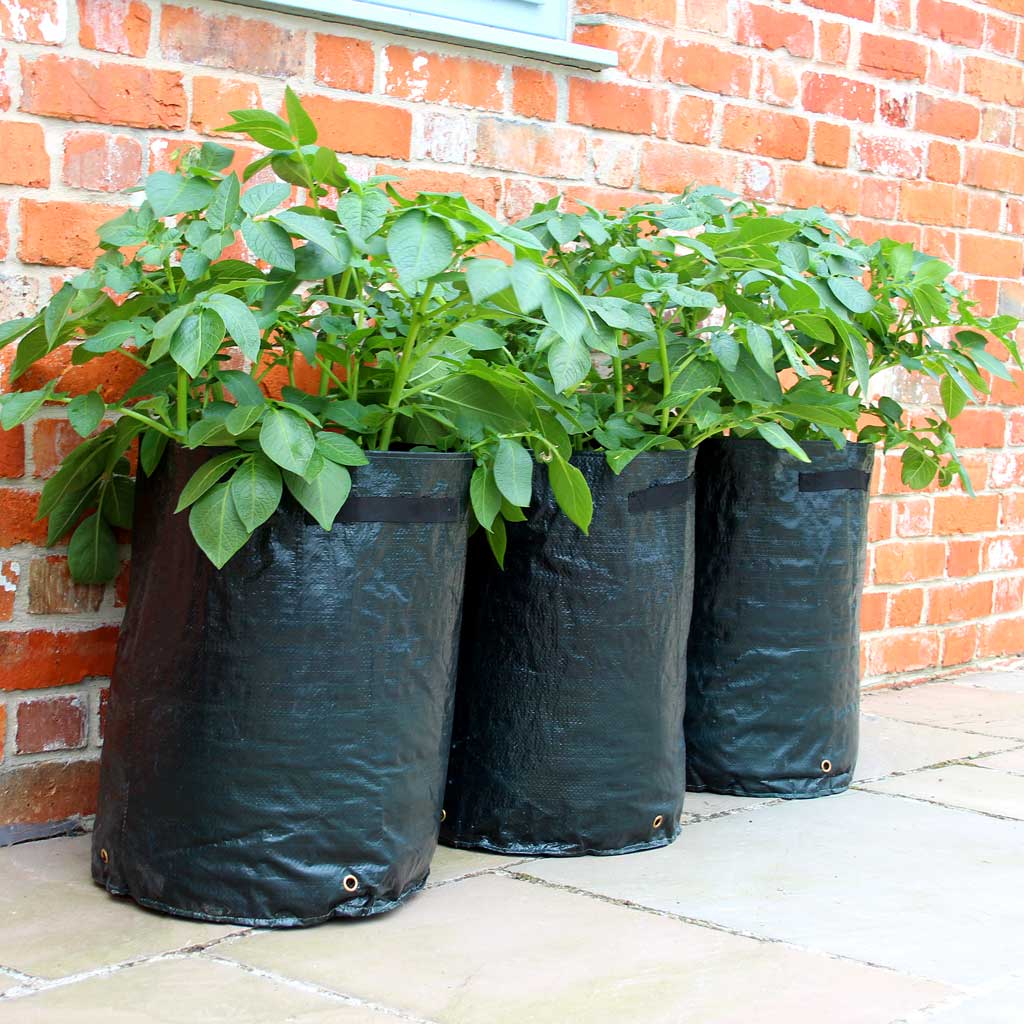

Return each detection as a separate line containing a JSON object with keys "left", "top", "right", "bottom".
{"left": 627, "top": 475, "right": 695, "bottom": 514}
{"left": 337, "top": 496, "right": 463, "bottom": 523}
{"left": 798, "top": 469, "right": 871, "bottom": 493}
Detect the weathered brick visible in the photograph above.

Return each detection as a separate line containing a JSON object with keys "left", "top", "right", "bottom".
{"left": 927, "top": 582, "right": 994, "bottom": 625}
{"left": 0, "top": 423, "right": 25, "bottom": 477}
{"left": 933, "top": 494, "right": 1001, "bottom": 536}
{"left": 670, "top": 95, "right": 715, "bottom": 145}
{"left": 62, "top": 130, "right": 142, "bottom": 192}
{"left": 575, "top": 0, "right": 675, "bottom": 24}
{"left": 78, "top": 0, "right": 150, "bottom": 57}
{"left": 917, "top": 0, "right": 983, "bottom": 47}
{"left": 874, "top": 539, "right": 946, "bottom": 584}
{"left": 900, "top": 181, "right": 968, "bottom": 227}
{"left": 979, "top": 616, "right": 1024, "bottom": 658}
{"left": 753, "top": 59, "right": 799, "bottom": 107}
{"left": 314, "top": 34, "right": 375, "bottom": 93}
{"left": 0, "top": 121, "right": 48, "bottom": 188}
{"left": 964, "top": 57, "right": 1024, "bottom": 107}
{"left": 914, "top": 95, "right": 981, "bottom": 141}
{"left": 16, "top": 695, "right": 88, "bottom": 753}
{"left": 860, "top": 590, "right": 887, "bottom": 631}
{"left": 574, "top": 23, "right": 660, "bottom": 80}
{"left": 860, "top": 34, "right": 928, "bottom": 82}
{"left": 867, "top": 630, "right": 941, "bottom": 675}
{"left": 475, "top": 119, "right": 587, "bottom": 179}
{"left": 942, "top": 624, "right": 979, "bottom": 666}
{"left": 889, "top": 587, "right": 924, "bottom": 627}
{"left": 191, "top": 77, "right": 261, "bottom": 137}
{"left": 960, "top": 234, "right": 1024, "bottom": 279}
{"left": 946, "top": 538, "right": 982, "bottom": 578}
{"left": 0, "top": 560, "right": 18, "bottom": 621}
{"left": 805, "top": 0, "right": 875, "bottom": 19}
{"left": 993, "top": 576, "right": 1024, "bottom": 616}
{"left": 802, "top": 73, "right": 876, "bottom": 122}
{"left": 857, "top": 134, "right": 923, "bottom": 178}
{"left": 894, "top": 498, "right": 933, "bottom": 538}
{"left": 568, "top": 79, "right": 667, "bottom": 136}
{"left": 735, "top": 4, "right": 813, "bottom": 57}
{"left": 638, "top": 141, "right": 736, "bottom": 193}
{"left": 0, "top": 627, "right": 118, "bottom": 690}
{"left": 814, "top": 122, "right": 850, "bottom": 168}
{"left": 817, "top": 21, "right": 850, "bottom": 64}
{"left": 28, "top": 556, "right": 104, "bottom": 614}
{"left": 511, "top": 67, "right": 557, "bottom": 121}
{"left": 662, "top": 41, "right": 753, "bottom": 97}
{"left": 384, "top": 46, "right": 504, "bottom": 111}
{"left": 375, "top": 165, "right": 501, "bottom": 215}
{"left": 964, "top": 148, "right": 1024, "bottom": 196}
{"left": 591, "top": 138, "right": 637, "bottom": 188}
{"left": 293, "top": 94, "right": 412, "bottom": 160}
{"left": 927, "top": 142, "right": 961, "bottom": 184}
{"left": 0, "top": 490, "right": 48, "bottom": 547}
{"left": 159, "top": 4, "right": 304, "bottom": 78}
{"left": 721, "top": 106, "right": 809, "bottom": 160}
{"left": 18, "top": 198, "right": 125, "bottom": 268}
{"left": 780, "top": 166, "right": 862, "bottom": 214}
{"left": 0, "top": 760, "right": 100, "bottom": 825}
{"left": 0, "top": 0, "right": 65, "bottom": 44}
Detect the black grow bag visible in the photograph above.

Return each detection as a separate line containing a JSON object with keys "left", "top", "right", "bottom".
{"left": 92, "top": 445, "right": 473, "bottom": 926}
{"left": 442, "top": 450, "right": 696, "bottom": 856}
{"left": 685, "top": 437, "right": 873, "bottom": 799}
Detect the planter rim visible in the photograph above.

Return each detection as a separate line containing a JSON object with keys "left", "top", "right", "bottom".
{"left": 705, "top": 436, "right": 873, "bottom": 454}
{"left": 565, "top": 449, "right": 698, "bottom": 460}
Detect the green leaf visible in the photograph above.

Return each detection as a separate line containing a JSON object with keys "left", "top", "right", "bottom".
{"left": 259, "top": 407, "right": 315, "bottom": 475}
{"left": 218, "top": 369, "right": 264, "bottom": 407}
{"left": 241, "top": 217, "right": 295, "bottom": 271}
{"left": 745, "top": 323, "right": 775, "bottom": 377}
{"left": 940, "top": 375, "right": 968, "bottom": 420}
{"left": 284, "top": 459, "right": 351, "bottom": 531}
{"left": 542, "top": 286, "right": 589, "bottom": 347}
{"left": 206, "top": 173, "right": 241, "bottom": 231}
{"left": 284, "top": 86, "right": 317, "bottom": 146}
{"left": 170, "top": 309, "right": 225, "bottom": 377}
{"left": 0, "top": 386, "right": 51, "bottom": 430}
{"left": 226, "top": 404, "right": 264, "bottom": 435}
{"left": 509, "top": 259, "right": 550, "bottom": 314}
{"left": 493, "top": 438, "right": 533, "bottom": 507}
{"left": 38, "top": 433, "right": 112, "bottom": 520}
{"left": 901, "top": 447, "right": 938, "bottom": 490}
{"left": 44, "top": 284, "right": 75, "bottom": 344}
{"left": 486, "top": 513, "right": 507, "bottom": 568}
{"left": 710, "top": 333, "right": 740, "bottom": 372}
{"left": 188, "top": 481, "right": 251, "bottom": 569}
{"left": 82, "top": 319, "right": 149, "bottom": 354}
{"left": 276, "top": 211, "right": 351, "bottom": 265}
{"left": 315, "top": 431, "right": 368, "bottom": 466}
{"left": 336, "top": 189, "right": 391, "bottom": 248}
{"left": 101, "top": 476, "right": 134, "bottom": 528}
{"left": 827, "top": 276, "right": 875, "bottom": 314}
{"left": 845, "top": 334, "right": 872, "bottom": 396}
{"left": 452, "top": 323, "right": 505, "bottom": 351}
{"left": 205, "top": 294, "right": 261, "bottom": 362}
{"left": 548, "top": 336, "right": 591, "bottom": 393}
{"left": 145, "top": 171, "right": 214, "bottom": 218}
{"left": 46, "top": 481, "right": 100, "bottom": 545}
{"left": 386, "top": 210, "right": 454, "bottom": 285}
{"left": 465, "top": 258, "right": 511, "bottom": 303}
{"left": 139, "top": 430, "right": 167, "bottom": 477}
{"left": 229, "top": 453, "right": 282, "bottom": 532}
{"left": 198, "top": 142, "right": 234, "bottom": 172}
{"left": 755, "top": 422, "right": 809, "bottom": 462}
{"left": 470, "top": 464, "right": 501, "bottom": 531}
{"left": 548, "top": 454, "right": 592, "bottom": 534}
{"left": 241, "top": 182, "right": 291, "bottom": 217}
{"left": 67, "top": 392, "right": 105, "bottom": 437}
{"left": 67, "top": 513, "right": 119, "bottom": 584}
{"left": 174, "top": 452, "right": 244, "bottom": 513}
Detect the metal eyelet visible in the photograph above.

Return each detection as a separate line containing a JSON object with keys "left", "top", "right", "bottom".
{"left": 821, "top": 759, "right": 833, "bottom": 774}
{"left": 440, "top": 808, "right": 447, "bottom": 823}
{"left": 99, "top": 848, "right": 110, "bottom": 864}
{"left": 652, "top": 814, "right": 664, "bottom": 830}
{"left": 342, "top": 874, "right": 359, "bottom": 893}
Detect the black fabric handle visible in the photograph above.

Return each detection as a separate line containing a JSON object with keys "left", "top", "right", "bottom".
{"left": 336, "top": 496, "right": 462, "bottom": 523}
{"left": 628, "top": 476, "right": 695, "bottom": 513}
{"left": 798, "top": 469, "right": 871, "bottom": 493}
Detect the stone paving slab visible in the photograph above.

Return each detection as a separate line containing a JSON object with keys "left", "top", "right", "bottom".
{"left": 948, "top": 669, "right": 1024, "bottom": 694}
{"left": 425, "top": 845, "right": 526, "bottom": 886}
{"left": 222, "top": 873, "right": 949, "bottom": 1024}
{"left": 0, "top": 957, "right": 396, "bottom": 1024}
{"left": 0, "top": 975, "right": 14, "bottom": 998}
{"left": 971, "top": 746, "right": 1024, "bottom": 775}
{"left": 862, "top": 682, "right": 1024, "bottom": 739}
{"left": 909, "top": 971, "right": 1024, "bottom": 1024}
{"left": 520, "top": 790, "right": 1024, "bottom": 987}
{"left": 861, "top": 763, "right": 1024, "bottom": 820}
{"left": 0, "top": 836, "right": 239, "bottom": 979}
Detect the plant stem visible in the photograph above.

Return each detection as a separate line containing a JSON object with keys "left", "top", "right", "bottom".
{"left": 657, "top": 320, "right": 672, "bottom": 433}
{"left": 377, "top": 283, "right": 434, "bottom": 451}
{"left": 176, "top": 366, "right": 188, "bottom": 437}
{"left": 613, "top": 331, "right": 625, "bottom": 414}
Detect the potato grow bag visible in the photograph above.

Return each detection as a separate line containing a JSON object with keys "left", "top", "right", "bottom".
{"left": 442, "top": 450, "right": 696, "bottom": 856}
{"left": 685, "top": 437, "right": 873, "bottom": 799}
{"left": 91, "top": 445, "right": 473, "bottom": 926}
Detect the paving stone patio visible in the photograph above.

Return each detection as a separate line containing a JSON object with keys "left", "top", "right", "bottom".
{"left": 1, "top": 667, "right": 1022, "bottom": 1023}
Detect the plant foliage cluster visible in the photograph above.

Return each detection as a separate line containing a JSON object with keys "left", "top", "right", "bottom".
{"left": 1, "top": 92, "right": 1018, "bottom": 580}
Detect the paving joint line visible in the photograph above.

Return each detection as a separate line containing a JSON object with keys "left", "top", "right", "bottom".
{"left": 860, "top": 712, "right": 1024, "bottom": 742}
{"left": 851, "top": 785, "right": 1023, "bottom": 823}
{"left": 854, "top": 744, "right": 1024, "bottom": 784}
{"left": 424, "top": 856, "right": 539, "bottom": 890}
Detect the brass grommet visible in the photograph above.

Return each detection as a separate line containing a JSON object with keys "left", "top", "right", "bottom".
{"left": 440, "top": 808, "right": 447, "bottom": 823}
{"left": 652, "top": 814, "right": 664, "bottom": 830}
{"left": 342, "top": 873, "right": 359, "bottom": 893}
{"left": 821, "top": 759, "right": 833, "bottom": 773}
{"left": 99, "top": 848, "right": 109, "bottom": 864}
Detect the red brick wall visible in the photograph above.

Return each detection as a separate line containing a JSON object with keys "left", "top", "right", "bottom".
{"left": 0, "top": 0, "right": 1022, "bottom": 823}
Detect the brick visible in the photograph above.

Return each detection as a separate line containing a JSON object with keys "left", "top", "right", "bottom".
{"left": 28, "top": 556, "right": 104, "bottom": 614}
{"left": 964, "top": 148, "right": 1024, "bottom": 196}
{"left": 928, "top": 581, "right": 994, "bottom": 624}
{"left": 894, "top": 498, "right": 932, "bottom": 537}
{"left": 814, "top": 122, "right": 850, "bottom": 167}
{"left": 921, "top": 227, "right": 956, "bottom": 264}
{"left": 946, "top": 538, "right": 982, "bottom": 577}
{"left": 979, "top": 616, "right": 1024, "bottom": 658}
{"left": 721, "top": 106, "right": 808, "bottom": 161}
{"left": 502, "top": 178, "right": 558, "bottom": 221}
{"left": 18, "top": 198, "right": 125, "bottom": 268}
{"left": 16, "top": 695, "right": 88, "bottom": 753}
{"left": 375, "top": 165, "right": 501, "bottom": 215}
{"left": 639, "top": 140, "right": 736, "bottom": 193}
{"left": 295, "top": 94, "right": 411, "bottom": 160}
{"left": 0, "top": 47, "right": 10, "bottom": 110}
{"left": 59, "top": 351, "right": 143, "bottom": 403}
{"left": 817, "top": 21, "right": 850, "bottom": 65}
{"left": 0, "top": 626, "right": 118, "bottom": 690}
{"left": 942, "top": 623, "right": 979, "bottom": 665}
{"left": 32, "top": 418, "right": 87, "bottom": 479}
{"left": 980, "top": 107, "right": 1013, "bottom": 148}
{"left": 804, "top": 0, "right": 875, "bottom": 18}
{"left": 384, "top": 46, "right": 504, "bottom": 111}
{"left": 0, "top": 560, "right": 17, "bottom": 620}
{"left": 563, "top": 186, "right": 653, "bottom": 213}
{"left": 754, "top": 58, "right": 799, "bottom": 107}
{"left": 684, "top": 0, "right": 728, "bottom": 32}
{"left": 880, "top": 0, "right": 912, "bottom": 28}
{"left": 874, "top": 539, "right": 946, "bottom": 584}
{"left": 964, "top": 57, "right": 1024, "bottom": 107}
{"left": 926, "top": 52, "right": 962, "bottom": 93}
{"left": 0, "top": 121, "right": 48, "bottom": 187}
{"left": 575, "top": 0, "right": 675, "bottom": 24}
{"left": 574, "top": 23, "right": 660, "bottom": 80}
{"left": 984, "top": 13, "right": 1018, "bottom": 57}
{"left": 191, "top": 77, "right": 261, "bottom": 138}
{"left": 985, "top": 535, "right": 1024, "bottom": 572}
{"left": 0, "top": 703, "right": 4, "bottom": 759}
{"left": 899, "top": 182, "right": 968, "bottom": 228}
{"left": 879, "top": 90, "right": 911, "bottom": 129}
{"left": 889, "top": 587, "right": 924, "bottom": 627}
{"left": 860, "top": 590, "right": 887, "bottom": 631}
{"left": 21, "top": 55, "right": 186, "bottom": 130}
{"left": 917, "top": 0, "right": 983, "bottom": 47}
{"left": 0, "top": 489, "right": 48, "bottom": 547}
{"left": 114, "top": 561, "right": 130, "bottom": 607}
{"left": 990, "top": 451, "right": 1024, "bottom": 488}
{"left": 867, "top": 631, "right": 940, "bottom": 676}
{"left": 1003, "top": 493, "right": 1024, "bottom": 531}
{"left": 0, "top": 0, "right": 65, "bottom": 44}
{"left": 314, "top": 34, "right": 375, "bottom": 93}
{"left": 738, "top": 158, "right": 776, "bottom": 201}
{"left": 569, "top": 79, "right": 667, "bottom": 136}
{"left": 159, "top": 4, "right": 304, "bottom": 78}
{"left": 62, "top": 130, "right": 142, "bottom": 192}
{"left": 475, "top": 119, "right": 587, "bottom": 179}
{"left": 859, "top": 34, "right": 928, "bottom": 82}
{"left": 960, "top": 234, "right": 1023, "bottom": 279}
{"left": 0, "top": 423, "right": 25, "bottom": 477}
{"left": 1009, "top": 200, "right": 1024, "bottom": 236}
{"left": 78, "top": 0, "right": 150, "bottom": 57}
{"left": 0, "top": 760, "right": 99, "bottom": 825}
{"left": 857, "top": 134, "right": 923, "bottom": 178}
{"left": 670, "top": 95, "right": 715, "bottom": 145}
{"left": 968, "top": 193, "right": 1001, "bottom": 233}
{"left": 735, "top": 3, "right": 813, "bottom": 57}
{"left": 802, "top": 73, "right": 875, "bottom": 122}
{"left": 868, "top": 501, "right": 893, "bottom": 542}
{"left": 927, "top": 142, "right": 961, "bottom": 184}
{"left": 779, "top": 166, "right": 861, "bottom": 215}
{"left": 511, "top": 67, "right": 557, "bottom": 121}
{"left": 993, "top": 576, "right": 1024, "bottom": 615}
{"left": 592, "top": 138, "right": 637, "bottom": 188}
{"left": 662, "top": 41, "right": 753, "bottom": 97}
{"left": 915, "top": 96, "right": 980, "bottom": 141}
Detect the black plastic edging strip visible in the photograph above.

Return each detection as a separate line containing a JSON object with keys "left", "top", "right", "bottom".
{"left": 798, "top": 469, "right": 871, "bottom": 493}
{"left": 627, "top": 475, "right": 695, "bottom": 513}
{"left": 336, "top": 496, "right": 462, "bottom": 523}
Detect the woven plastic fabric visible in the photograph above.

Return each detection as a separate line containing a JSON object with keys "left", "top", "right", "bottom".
{"left": 92, "top": 446, "right": 472, "bottom": 926}
{"left": 442, "top": 451, "right": 697, "bottom": 856}
{"left": 685, "top": 437, "right": 873, "bottom": 799}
